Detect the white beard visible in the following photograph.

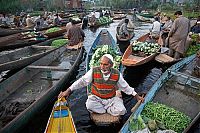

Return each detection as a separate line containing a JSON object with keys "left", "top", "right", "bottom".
{"left": 101, "top": 70, "right": 109, "bottom": 74}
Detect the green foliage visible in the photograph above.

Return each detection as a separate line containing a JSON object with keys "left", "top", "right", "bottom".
{"left": 186, "top": 44, "right": 200, "bottom": 56}
{"left": 45, "top": 27, "right": 62, "bottom": 34}
{"left": 51, "top": 39, "right": 68, "bottom": 48}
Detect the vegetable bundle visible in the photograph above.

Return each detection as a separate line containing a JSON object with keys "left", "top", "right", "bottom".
{"left": 89, "top": 45, "right": 122, "bottom": 69}
{"left": 132, "top": 41, "right": 160, "bottom": 56}
{"left": 96, "top": 17, "right": 112, "bottom": 25}
{"left": 186, "top": 44, "right": 200, "bottom": 56}
{"left": 141, "top": 102, "right": 191, "bottom": 133}
{"left": 51, "top": 39, "right": 68, "bottom": 48}
{"left": 45, "top": 27, "right": 61, "bottom": 34}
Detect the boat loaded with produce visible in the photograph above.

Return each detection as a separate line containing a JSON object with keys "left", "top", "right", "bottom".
{"left": 120, "top": 54, "right": 200, "bottom": 133}
{"left": 122, "top": 33, "right": 160, "bottom": 66}
{"left": 89, "top": 16, "right": 113, "bottom": 28}
{"left": 86, "top": 29, "right": 122, "bottom": 125}
{"left": 0, "top": 39, "right": 84, "bottom": 132}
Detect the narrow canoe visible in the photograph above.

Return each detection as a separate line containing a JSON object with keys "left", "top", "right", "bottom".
{"left": 0, "top": 27, "right": 66, "bottom": 51}
{"left": 112, "top": 14, "right": 127, "bottom": 20}
{"left": 88, "top": 17, "right": 113, "bottom": 28}
{"left": 45, "top": 98, "right": 77, "bottom": 133}
{"left": 0, "top": 25, "right": 56, "bottom": 37}
{"left": 116, "top": 18, "right": 135, "bottom": 42}
{"left": 0, "top": 37, "right": 65, "bottom": 72}
{"left": 122, "top": 33, "right": 159, "bottom": 66}
{"left": 120, "top": 54, "right": 200, "bottom": 133}
{"left": 86, "top": 29, "right": 122, "bottom": 126}
{"left": 0, "top": 44, "right": 84, "bottom": 133}
{"left": 136, "top": 14, "right": 154, "bottom": 22}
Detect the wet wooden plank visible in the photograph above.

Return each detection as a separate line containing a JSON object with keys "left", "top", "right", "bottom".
{"left": 27, "top": 65, "right": 70, "bottom": 71}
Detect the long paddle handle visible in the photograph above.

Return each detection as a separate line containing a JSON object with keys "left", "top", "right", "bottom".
{"left": 131, "top": 94, "right": 145, "bottom": 113}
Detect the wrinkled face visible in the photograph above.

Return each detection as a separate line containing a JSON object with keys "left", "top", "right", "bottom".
{"left": 100, "top": 56, "right": 112, "bottom": 73}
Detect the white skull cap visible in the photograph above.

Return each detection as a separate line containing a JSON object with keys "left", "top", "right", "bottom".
{"left": 103, "top": 54, "right": 113, "bottom": 63}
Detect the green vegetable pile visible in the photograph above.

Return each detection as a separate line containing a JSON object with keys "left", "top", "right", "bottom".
{"left": 132, "top": 41, "right": 160, "bottom": 56}
{"left": 129, "top": 115, "right": 146, "bottom": 131}
{"left": 51, "top": 39, "right": 68, "bottom": 48}
{"left": 141, "top": 102, "right": 191, "bottom": 133}
{"left": 89, "top": 45, "right": 122, "bottom": 69}
{"left": 191, "top": 33, "right": 199, "bottom": 43}
{"left": 45, "top": 27, "right": 62, "bottom": 34}
{"left": 96, "top": 16, "right": 113, "bottom": 25}
{"left": 186, "top": 44, "right": 200, "bottom": 56}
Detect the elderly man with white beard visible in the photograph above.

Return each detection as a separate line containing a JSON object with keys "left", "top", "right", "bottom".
{"left": 58, "top": 54, "right": 144, "bottom": 116}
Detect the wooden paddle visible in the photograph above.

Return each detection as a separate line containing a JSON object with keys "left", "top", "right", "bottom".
{"left": 131, "top": 94, "right": 145, "bottom": 113}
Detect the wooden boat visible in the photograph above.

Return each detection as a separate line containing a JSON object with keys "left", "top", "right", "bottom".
{"left": 155, "top": 53, "right": 182, "bottom": 64}
{"left": 136, "top": 13, "right": 154, "bottom": 22}
{"left": 122, "top": 33, "right": 159, "bottom": 66}
{"left": 120, "top": 54, "right": 200, "bottom": 133}
{"left": 0, "top": 44, "right": 84, "bottom": 132}
{"left": 0, "top": 27, "right": 66, "bottom": 51}
{"left": 45, "top": 98, "right": 77, "bottom": 133}
{"left": 86, "top": 29, "right": 122, "bottom": 126}
{"left": 112, "top": 14, "right": 127, "bottom": 20}
{"left": 116, "top": 18, "right": 135, "bottom": 42}
{"left": 88, "top": 17, "right": 113, "bottom": 28}
{"left": 0, "top": 25, "right": 56, "bottom": 37}
{"left": 44, "top": 26, "right": 66, "bottom": 39}
{"left": 0, "top": 28, "right": 31, "bottom": 37}
{"left": 0, "top": 37, "right": 66, "bottom": 72}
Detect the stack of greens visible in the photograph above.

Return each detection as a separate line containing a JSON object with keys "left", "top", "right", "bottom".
{"left": 89, "top": 45, "right": 122, "bottom": 69}
{"left": 51, "top": 39, "right": 68, "bottom": 48}
{"left": 141, "top": 102, "right": 191, "bottom": 133}
{"left": 96, "top": 16, "right": 113, "bottom": 25}
{"left": 186, "top": 44, "right": 200, "bottom": 56}
{"left": 45, "top": 27, "right": 62, "bottom": 34}
{"left": 132, "top": 41, "right": 160, "bottom": 56}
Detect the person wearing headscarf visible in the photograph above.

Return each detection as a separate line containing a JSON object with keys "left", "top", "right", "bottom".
{"left": 58, "top": 54, "right": 144, "bottom": 116}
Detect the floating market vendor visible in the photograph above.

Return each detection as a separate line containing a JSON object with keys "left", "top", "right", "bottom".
{"left": 167, "top": 11, "right": 190, "bottom": 59}
{"left": 119, "top": 18, "right": 129, "bottom": 39}
{"left": 66, "top": 20, "right": 85, "bottom": 46}
{"left": 58, "top": 54, "right": 144, "bottom": 116}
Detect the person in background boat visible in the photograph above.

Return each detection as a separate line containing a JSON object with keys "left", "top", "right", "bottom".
{"left": 167, "top": 11, "right": 190, "bottom": 59}
{"left": 82, "top": 15, "right": 89, "bottom": 29}
{"left": 53, "top": 13, "right": 62, "bottom": 26}
{"left": 0, "top": 14, "right": 9, "bottom": 26}
{"left": 26, "top": 14, "right": 35, "bottom": 28}
{"left": 58, "top": 54, "right": 144, "bottom": 116}
{"left": 191, "top": 20, "right": 200, "bottom": 34}
{"left": 66, "top": 19, "right": 85, "bottom": 46}
{"left": 119, "top": 18, "right": 129, "bottom": 39}
{"left": 34, "top": 15, "right": 45, "bottom": 31}
{"left": 154, "top": 12, "right": 161, "bottom": 22}
{"left": 150, "top": 17, "right": 161, "bottom": 40}
{"left": 65, "top": 18, "right": 73, "bottom": 33}
{"left": 90, "top": 14, "right": 96, "bottom": 26}
{"left": 159, "top": 16, "right": 173, "bottom": 47}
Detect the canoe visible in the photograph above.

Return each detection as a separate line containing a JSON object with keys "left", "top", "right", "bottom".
{"left": 136, "top": 14, "right": 154, "bottom": 22}
{"left": 0, "top": 25, "right": 56, "bottom": 37}
{"left": 0, "top": 28, "right": 31, "bottom": 37}
{"left": 88, "top": 17, "right": 113, "bottom": 28}
{"left": 0, "top": 27, "right": 66, "bottom": 51}
{"left": 86, "top": 29, "right": 122, "bottom": 126}
{"left": 120, "top": 54, "right": 200, "bottom": 133}
{"left": 45, "top": 98, "right": 77, "bottom": 133}
{"left": 0, "top": 37, "right": 66, "bottom": 72}
{"left": 116, "top": 18, "right": 135, "bottom": 42}
{"left": 44, "top": 26, "right": 66, "bottom": 39}
{"left": 122, "top": 33, "right": 159, "bottom": 66}
{"left": 112, "top": 14, "right": 127, "bottom": 20}
{"left": 0, "top": 44, "right": 84, "bottom": 132}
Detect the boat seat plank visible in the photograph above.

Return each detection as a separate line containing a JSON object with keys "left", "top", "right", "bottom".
{"left": 31, "top": 45, "right": 55, "bottom": 49}
{"left": 168, "top": 70, "right": 200, "bottom": 84}
{"left": 90, "top": 113, "right": 120, "bottom": 125}
{"left": 27, "top": 65, "right": 70, "bottom": 71}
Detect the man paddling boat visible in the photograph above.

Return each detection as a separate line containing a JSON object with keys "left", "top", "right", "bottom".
{"left": 58, "top": 54, "right": 144, "bottom": 116}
